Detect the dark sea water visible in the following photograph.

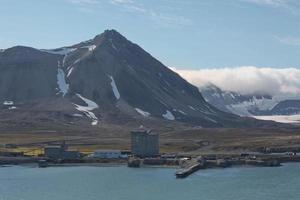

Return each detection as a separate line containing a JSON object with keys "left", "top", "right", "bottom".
{"left": 0, "top": 163, "right": 300, "bottom": 200}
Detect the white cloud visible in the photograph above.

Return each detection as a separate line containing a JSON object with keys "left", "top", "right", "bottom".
{"left": 171, "top": 66, "right": 300, "bottom": 96}
{"left": 274, "top": 35, "right": 300, "bottom": 46}
{"left": 243, "top": 0, "right": 287, "bottom": 7}
{"left": 108, "top": 0, "right": 192, "bottom": 27}
{"left": 67, "top": 0, "right": 99, "bottom": 4}
{"left": 111, "top": 1, "right": 147, "bottom": 13}
{"left": 66, "top": 0, "right": 192, "bottom": 27}
{"left": 242, "top": 0, "right": 300, "bottom": 15}
{"left": 66, "top": 0, "right": 100, "bottom": 14}
{"left": 149, "top": 11, "right": 192, "bottom": 27}
{"left": 110, "top": 0, "right": 133, "bottom": 4}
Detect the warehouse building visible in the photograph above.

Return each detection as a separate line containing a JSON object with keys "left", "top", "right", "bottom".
{"left": 44, "top": 141, "right": 80, "bottom": 159}
{"left": 89, "top": 150, "right": 122, "bottom": 159}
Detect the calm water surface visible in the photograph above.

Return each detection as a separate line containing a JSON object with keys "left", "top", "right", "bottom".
{"left": 0, "top": 163, "right": 300, "bottom": 200}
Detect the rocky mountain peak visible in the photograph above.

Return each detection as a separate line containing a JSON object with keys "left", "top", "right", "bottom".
{"left": 93, "top": 29, "right": 125, "bottom": 44}
{"left": 103, "top": 29, "right": 122, "bottom": 37}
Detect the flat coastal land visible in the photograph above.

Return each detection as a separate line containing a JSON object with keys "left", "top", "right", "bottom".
{"left": 1, "top": 126, "right": 300, "bottom": 155}
{"left": 1, "top": 126, "right": 300, "bottom": 170}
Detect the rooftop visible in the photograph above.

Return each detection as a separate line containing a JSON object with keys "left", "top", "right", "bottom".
{"left": 45, "top": 146, "right": 63, "bottom": 149}
{"left": 94, "top": 150, "right": 121, "bottom": 153}
{"left": 131, "top": 127, "right": 152, "bottom": 133}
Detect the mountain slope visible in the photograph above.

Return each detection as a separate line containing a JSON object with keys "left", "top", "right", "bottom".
{"left": 0, "top": 30, "right": 276, "bottom": 129}
{"left": 0, "top": 46, "right": 63, "bottom": 102}
{"left": 270, "top": 100, "right": 300, "bottom": 115}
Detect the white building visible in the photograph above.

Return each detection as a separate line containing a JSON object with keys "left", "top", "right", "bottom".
{"left": 89, "top": 150, "right": 124, "bottom": 159}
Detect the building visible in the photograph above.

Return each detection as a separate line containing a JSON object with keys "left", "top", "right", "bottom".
{"left": 89, "top": 150, "right": 122, "bottom": 159}
{"left": 44, "top": 146, "right": 64, "bottom": 159}
{"left": 44, "top": 141, "right": 80, "bottom": 159}
{"left": 131, "top": 129, "right": 159, "bottom": 157}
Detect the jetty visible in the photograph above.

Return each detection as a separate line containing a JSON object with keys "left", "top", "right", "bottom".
{"left": 174, "top": 155, "right": 284, "bottom": 178}
{"left": 175, "top": 162, "right": 205, "bottom": 178}
{"left": 175, "top": 158, "right": 206, "bottom": 178}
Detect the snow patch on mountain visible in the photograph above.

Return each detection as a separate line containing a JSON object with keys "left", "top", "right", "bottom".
{"left": 173, "top": 109, "right": 187, "bottom": 115}
{"left": 72, "top": 113, "right": 83, "bottom": 117}
{"left": 74, "top": 94, "right": 99, "bottom": 125}
{"left": 188, "top": 105, "right": 196, "bottom": 111}
{"left": 63, "top": 59, "right": 78, "bottom": 78}
{"left": 109, "top": 39, "right": 117, "bottom": 51}
{"left": 212, "top": 93, "right": 221, "bottom": 98}
{"left": 3, "top": 101, "right": 14, "bottom": 105}
{"left": 81, "top": 45, "right": 96, "bottom": 51}
{"left": 204, "top": 116, "right": 217, "bottom": 123}
{"left": 57, "top": 68, "right": 69, "bottom": 97}
{"left": 67, "top": 67, "right": 74, "bottom": 77}
{"left": 74, "top": 59, "right": 81, "bottom": 65}
{"left": 226, "top": 104, "right": 252, "bottom": 116}
{"left": 3, "top": 101, "right": 16, "bottom": 110}
{"left": 109, "top": 76, "right": 120, "bottom": 100}
{"left": 135, "top": 108, "right": 150, "bottom": 117}
{"left": 162, "top": 110, "right": 175, "bottom": 120}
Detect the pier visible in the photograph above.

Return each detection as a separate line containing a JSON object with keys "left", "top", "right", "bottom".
{"left": 174, "top": 155, "right": 285, "bottom": 178}
{"left": 175, "top": 162, "right": 205, "bottom": 178}
{"left": 175, "top": 158, "right": 207, "bottom": 178}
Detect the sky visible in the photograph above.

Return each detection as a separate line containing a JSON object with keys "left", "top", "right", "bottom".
{"left": 1, "top": 0, "right": 300, "bottom": 96}
{"left": 1, "top": 0, "right": 300, "bottom": 70}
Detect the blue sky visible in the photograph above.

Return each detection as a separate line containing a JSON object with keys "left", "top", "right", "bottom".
{"left": 1, "top": 0, "right": 300, "bottom": 69}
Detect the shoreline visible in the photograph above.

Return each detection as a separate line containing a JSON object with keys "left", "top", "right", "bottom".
{"left": 1, "top": 157, "right": 300, "bottom": 180}
{"left": 1, "top": 154, "right": 300, "bottom": 169}
{"left": 2, "top": 161, "right": 300, "bottom": 171}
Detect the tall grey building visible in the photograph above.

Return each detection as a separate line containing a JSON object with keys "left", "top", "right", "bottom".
{"left": 131, "top": 129, "right": 159, "bottom": 157}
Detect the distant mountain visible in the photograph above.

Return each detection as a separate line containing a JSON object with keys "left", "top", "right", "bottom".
{"left": 200, "top": 84, "right": 300, "bottom": 116}
{"left": 200, "top": 84, "right": 273, "bottom": 116}
{"left": 0, "top": 30, "right": 275, "bottom": 130}
{"left": 270, "top": 100, "right": 300, "bottom": 115}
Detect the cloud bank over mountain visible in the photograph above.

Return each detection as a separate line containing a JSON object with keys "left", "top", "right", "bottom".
{"left": 172, "top": 67, "right": 300, "bottom": 96}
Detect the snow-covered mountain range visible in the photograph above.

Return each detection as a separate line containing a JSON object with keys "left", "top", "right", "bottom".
{"left": 200, "top": 84, "right": 300, "bottom": 118}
